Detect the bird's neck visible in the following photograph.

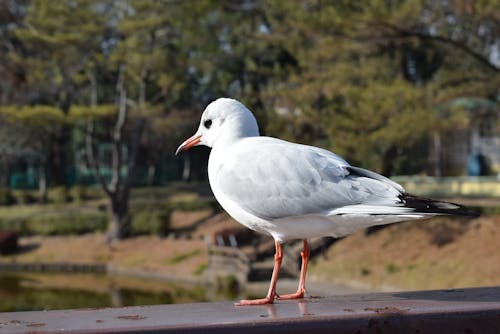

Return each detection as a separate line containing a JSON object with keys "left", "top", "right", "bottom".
{"left": 210, "top": 130, "right": 254, "bottom": 159}
{"left": 213, "top": 114, "right": 259, "bottom": 149}
{"left": 208, "top": 130, "right": 258, "bottom": 179}
{"left": 208, "top": 112, "right": 260, "bottom": 174}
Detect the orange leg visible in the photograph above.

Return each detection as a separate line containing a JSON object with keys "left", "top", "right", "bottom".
{"left": 235, "top": 241, "right": 283, "bottom": 306}
{"left": 278, "top": 239, "right": 310, "bottom": 300}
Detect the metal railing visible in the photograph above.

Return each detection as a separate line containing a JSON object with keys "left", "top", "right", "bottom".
{"left": 1, "top": 286, "right": 499, "bottom": 333}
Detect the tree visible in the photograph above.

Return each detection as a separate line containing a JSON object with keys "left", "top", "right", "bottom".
{"left": 259, "top": 0, "right": 499, "bottom": 175}
{"left": 0, "top": 0, "right": 29, "bottom": 105}
{"left": 7, "top": 0, "right": 110, "bottom": 184}
{"left": 0, "top": 106, "right": 66, "bottom": 199}
{"left": 82, "top": 0, "right": 195, "bottom": 242}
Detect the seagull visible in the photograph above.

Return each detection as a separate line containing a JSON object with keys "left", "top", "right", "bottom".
{"left": 176, "top": 98, "right": 476, "bottom": 306}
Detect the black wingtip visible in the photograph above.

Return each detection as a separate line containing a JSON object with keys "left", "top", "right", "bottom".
{"left": 399, "top": 194, "right": 480, "bottom": 218}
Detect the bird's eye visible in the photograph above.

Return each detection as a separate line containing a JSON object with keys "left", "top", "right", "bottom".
{"left": 204, "top": 119, "right": 212, "bottom": 129}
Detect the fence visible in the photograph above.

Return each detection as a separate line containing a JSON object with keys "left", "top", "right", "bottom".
{"left": 392, "top": 175, "right": 500, "bottom": 197}
{"left": 0, "top": 286, "right": 499, "bottom": 333}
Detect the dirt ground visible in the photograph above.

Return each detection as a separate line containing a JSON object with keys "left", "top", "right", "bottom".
{"left": 6, "top": 234, "right": 207, "bottom": 279}
{"left": 2, "top": 210, "right": 499, "bottom": 292}
{"left": 1, "top": 210, "right": 224, "bottom": 281}
{"left": 308, "top": 215, "right": 500, "bottom": 291}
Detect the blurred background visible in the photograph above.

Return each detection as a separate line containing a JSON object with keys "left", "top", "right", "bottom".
{"left": 0, "top": 0, "right": 499, "bottom": 312}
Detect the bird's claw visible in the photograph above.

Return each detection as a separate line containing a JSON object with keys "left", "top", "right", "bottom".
{"left": 276, "top": 289, "right": 305, "bottom": 300}
{"left": 235, "top": 296, "right": 274, "bottom": 306}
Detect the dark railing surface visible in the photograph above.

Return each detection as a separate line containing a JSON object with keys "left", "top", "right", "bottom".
{"left": 1, "top": 286, "right": 499, "bottom": 334}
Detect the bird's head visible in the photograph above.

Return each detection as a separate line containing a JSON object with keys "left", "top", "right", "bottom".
{"left": 175, "top": 98, "right": 259, "bottom": 155}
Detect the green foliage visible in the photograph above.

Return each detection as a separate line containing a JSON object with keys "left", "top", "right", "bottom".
{"left": 215, "top": 275, "right": 239, "bottom": 299}
{"left": 0, "top": 185, "right": 214, "bottom": 237}
{"left": 69, "top": 105, "right": 117, "bottom": 120}
{"left": 386, "top": 263, "right": 400, "bottom": 274}
{"left": 12, "top": 0, "right": 109, "bottom": 106}
{"left": 49, "top": 186, "right": 70, "bottom": 204}
{"left": 0, "top": 105, "right": 66, "bottom": 127}
{"left": 360, "top": 267, "right": 371, "bottom": 276}
{"left": 70, "top": 186, "right": 88, "bottom": 203}
{"left": 26, "top": 213, "right": 108, "bottom": 235}
{"left": 0, "top": 212, "right": 107, "bottom": 236}
{"left": 194, "top": 263, "right": 208, "bottom": 276}
{"left": 166, "top": 249, "right": 201, "bottom": 264}
{"left": 1, "top": 0, "right": 499, "bottom": 203}
{"left": 130, "top": 209, "right": 171, "bottom": 236}
{"left": 0, "top": 188, "right": 16, "bottom": 206}
{"left": 260, "top": 0, "right": 498, "bottom": 175}
{"left": 11, "top": 190, "right": 37, "bottom": 205}
{"left": 170, "top": 199, "right": 218, "bottom": 212}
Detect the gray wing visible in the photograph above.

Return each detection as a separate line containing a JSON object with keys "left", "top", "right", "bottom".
{"left": 215, "top": 139, "right": 405, "bottom": 220}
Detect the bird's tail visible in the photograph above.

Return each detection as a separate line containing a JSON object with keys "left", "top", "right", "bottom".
{"left": 399, "top": 194, "right": 480, "bottom": 217}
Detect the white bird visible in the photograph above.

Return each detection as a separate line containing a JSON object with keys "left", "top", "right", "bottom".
{"left": 176, "top": 98, "right": 476, "bottom": 306}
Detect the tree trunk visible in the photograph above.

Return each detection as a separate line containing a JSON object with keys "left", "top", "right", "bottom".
{"left": 51, "top": 130, "right": 69, "bottom": 185}
{"left": 0, "top": 162, "right": 9, "bottom": 187}
{"left": 182, "top": 152, "right": 191, "bottom": 181}
{"left": 107, "top": 192, "right": 130, "bottom": 243}
{"left": 432, "top": 132, "right": 442, "bottom": 177}
{"left": 38, "top": 165, "right": 47, "bottom": 203}
{"left": 109, "top": 286, "right": 123, "bottom": 307}
{"left": 147, "top": 163, "right": 156, "bottom": 186}
{"left": 52, "top": 82, "right": 73, "bottom": 185}
{"left": 85, "top": 66, "right": 146, "bottom": 244}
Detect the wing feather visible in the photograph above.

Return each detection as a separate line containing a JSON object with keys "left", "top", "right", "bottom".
{"left": 215, "top": 138, "right": 404, "bottom": 220}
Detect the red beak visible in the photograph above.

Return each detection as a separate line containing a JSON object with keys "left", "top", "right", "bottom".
{"left": 175, "top": 134, "right": 202, "bottom": 155}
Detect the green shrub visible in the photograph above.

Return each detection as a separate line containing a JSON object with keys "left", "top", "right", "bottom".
{"left": 49, "top": 187, "right": 70, "bottom": 204}
{"left": 216, "top": 275, "right": 239, "bottom": 299}
{"left": 25, "top": 212, "right": 108, "bottom": 235}
{"left": 194, "top": 263, "right": 208, "bottom": 276}
{"left": 386, "top": 263, "right": 399, "bottom": 274}
{"left": 0, "top": 188, "right": 15, "bottom": 206}
{"left": 360, "top": 267, "right": 371, "bottom": 276}
{"left": 167, "top": 249, "right": 201, "bottom": 264}
{"left": 130, "top": 209, "right": 171, "bottom": 236}
{"left": 0, "top": 212, "right": 107, "bottom": 236}
{"left": 0, "top": 217, "right": 27, "bottom": 234}
{"left": 170, "top": 199, "right": 218, "bottom": 212}
{"left": 11, "top": 190, "right": 37, "bottom": 205}
{"left": 70, "top": 186, "right": 87, "bottom": 203}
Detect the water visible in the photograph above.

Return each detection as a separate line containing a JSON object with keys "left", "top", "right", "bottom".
{"left": 0, "top": 273, "right": 365, "bottom": 312}
{"left": 0, "top": 272, "right": 207, "bottom": 312}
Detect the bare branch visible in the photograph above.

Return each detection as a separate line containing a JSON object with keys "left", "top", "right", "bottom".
{"left": 376, "top": 22, "right": 500, "bottom": 73}
{"left": 84, "top": 68, "right": 111, "bottom": 195}
{"left": 110, "top": 65, "right": 127, "bottom": 192}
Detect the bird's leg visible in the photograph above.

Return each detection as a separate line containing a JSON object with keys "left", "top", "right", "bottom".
{"left": 235, "top": 241, "right": 283, "bottom": 306}
{"left": 277, "top": 239, "right": 310, "bottom": 300}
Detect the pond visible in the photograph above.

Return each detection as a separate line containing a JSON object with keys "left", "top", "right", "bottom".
{"left": 0, "top": 272, "right": 214, "bottom": 312}
{"left": 0, "top": 272, "right": 362, "bottom": 312}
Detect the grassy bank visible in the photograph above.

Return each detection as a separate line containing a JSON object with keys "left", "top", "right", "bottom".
{"left": 1, "top": 185, "right": 499, "bottom": 294}
{"left": 2, "top": 233, "right": 210, "bottom": 282}
{"left": 0, "top": 209, "right": 235, "bottom": 284}
{"left": 0, "top": 184, "right": 216, "bottom": 236}
{"left": 308, "top": 215, "right": 500, "bottom": 291}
